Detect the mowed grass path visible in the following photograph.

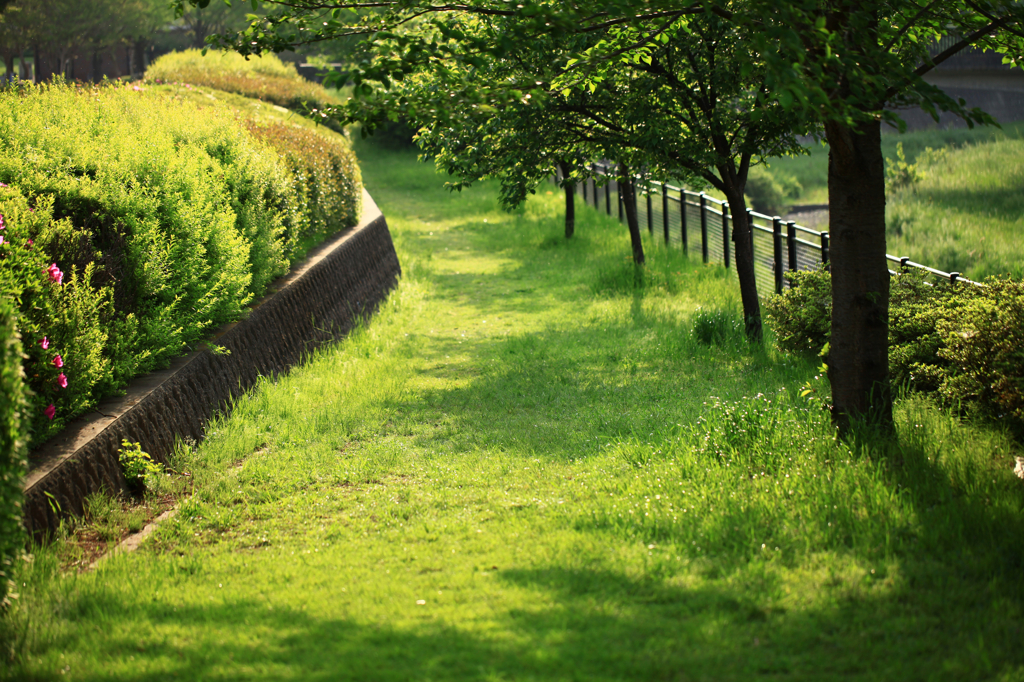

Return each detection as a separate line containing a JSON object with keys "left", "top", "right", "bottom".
{"left": 4, "top": 143, "right": 1024, "bottom": 681}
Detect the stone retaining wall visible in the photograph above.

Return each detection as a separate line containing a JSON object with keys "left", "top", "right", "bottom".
{"left": 22, "top": 189, "right": 400, "bottom": 539}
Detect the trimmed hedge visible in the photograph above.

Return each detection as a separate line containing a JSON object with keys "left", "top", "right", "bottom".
{"left": 243, "top": 120, "right": 362, "bottom": 257}
{"left": 0, "top": 80, "right": 361, "bottom": 448}
{"left": 146, "top": 50, "right": 341, "bottom": 128}
{"left": 0, "top": 298, "right": 27, "bottom": 608}
{"left": 765, "top": 268, "right": 1024, "bottom": 433}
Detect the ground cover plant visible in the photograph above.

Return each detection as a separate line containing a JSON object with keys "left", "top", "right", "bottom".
{"left": 146, "top": 50, "right": 342, "bottom": 129}
{"left": 1, "top": 142, "right": 1022, "bottom": 680}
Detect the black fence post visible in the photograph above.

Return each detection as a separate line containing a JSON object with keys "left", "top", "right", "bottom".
{"left": 593, "top": 173, "right": 600, "bottom": 209}
{"left": 618, "top": 180, "right": 623, "bottom": 221}
{"left": 821, "top": 232, "right": 830, "bottom": 268}
{"left": 680, "top": 188, "right": 688, "bottom": 255}
{"left": 662, "top": 183, "right": 670, "bottom": 244}
{"left": 699, "top": 193, "right": 709, "bottom": 263}
{"left": 773, "top": 216, "right": 784, "bottom": 294}
{"left": 582, "top": 176, "right": 588, "bottom": 203}
{"left": 787, "top": 221, "right": 797, "bottom": 273}
{"left": 646, "top": 188, "right": 653, "bottom": 233}
{"left": 723, "top": 208, "right": 731, "bottom": 269}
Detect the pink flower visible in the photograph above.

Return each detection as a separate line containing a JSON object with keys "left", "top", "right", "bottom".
{"left": 0, "top": 236, "right": 4, "bottom": 246}
{"left": 133, "top": 85, "right": 142, "bottom": 92}
{"left": 0, "top": 182, "right": 7, "bottom": 188}
{"left": 39, "top": 336, "right": 49, "bottom": 350}
{"left": 57, "top": 373, "right": 67, "bottom": 388}
{"left": 0, "top": 213, "right": 5, "bottom": 228}
{"left": 46, "top": 263, "right": 63, "bottom": 284}
{"left": 44, "top": 404, "right": 55, "bottom": 420}
{"left": 52, "top": 354, "right": 63, "bottom": 369}
{"left": 25, "top": 239, "right": 32, "bottom": 249}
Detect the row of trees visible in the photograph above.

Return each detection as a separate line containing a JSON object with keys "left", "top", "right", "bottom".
{"left": 0, "top": 1, "right": 267, "bottom": 82}
{"left": 188, "top": 0, "right": 1023, "bottom": 438}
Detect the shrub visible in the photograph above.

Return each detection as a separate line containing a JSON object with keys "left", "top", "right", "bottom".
{"left": 0, "top": 80, "right": 361, "bottom": 447}
{"left": 243, "top": 120, "right": 362, "bottom": 256}
{"left": 745, "top": 165, "right": 802, "bottom": 215}
{"left": 937, "top": 279, "right": 1024, "bottom": 429}
{"left": 0, "top": 298, "right": 27, "bottom": 609}
{"left": 766, "top": 268, "right": 1024, "bottom": 432}
{"left": 146, "top": 50, "right": 341, "bottom": 128}
{"left": 763, "top": 266, "right": 831, "bottom": 356}
{"left": 0, "top": 81, "right": 295, "bottom": 443}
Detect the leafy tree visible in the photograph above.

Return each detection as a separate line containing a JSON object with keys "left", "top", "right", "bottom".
{"left": 187, "top": 0, "right": 1023, "bottom": 430}
{"left": 231, "top": 4, "right": 805, "bottom": 338}
{"left": 737, "top": 0, "right": 1024, "bottom": 433}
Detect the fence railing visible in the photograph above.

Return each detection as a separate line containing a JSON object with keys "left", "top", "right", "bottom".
{"left": 555, "top": 161, "right": 979, "bottom": 296}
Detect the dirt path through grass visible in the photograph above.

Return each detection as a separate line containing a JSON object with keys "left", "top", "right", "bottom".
{"left": 4, "top": 144, "right": 1023, "bottom": 681}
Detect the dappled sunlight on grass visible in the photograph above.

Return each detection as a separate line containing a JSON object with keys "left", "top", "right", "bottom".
{"left": 4, "top": 141, "right": 1024, "bottom": 681}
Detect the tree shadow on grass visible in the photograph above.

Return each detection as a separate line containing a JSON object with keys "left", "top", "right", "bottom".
{"left": 22, "top": 548, "right": 1023, "bottom": 682}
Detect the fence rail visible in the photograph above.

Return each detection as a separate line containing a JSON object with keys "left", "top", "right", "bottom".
{"left": 557, "top": 161, "right": 979, "bottom": 296}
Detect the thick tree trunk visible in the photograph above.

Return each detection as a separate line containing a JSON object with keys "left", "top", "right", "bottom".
{"left": 721, "top": 184, "right": 763, "bottom": 342}
{"left": 825, "top": 118, "right": 894, "bottom": 435}
{"left": 619, "top": 163, "right": 645, "bottom": 265}
{"left": 558, "top": 161, "right": 575, "bottom": 239}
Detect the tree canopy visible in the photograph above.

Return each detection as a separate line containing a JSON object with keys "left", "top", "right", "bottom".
{"left": 184, "top": 0, "right": 1024, "bottom": 435}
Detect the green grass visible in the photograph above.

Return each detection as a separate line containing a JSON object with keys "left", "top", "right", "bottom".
{"left": 768, "top": 121, "right": 1024, "bottom": 206}
{"left": 886, "top": 135, "right": 1024, "bottom": 279}
{"left": 2, "top": 143, "right": 1024, "bottom": 680}
{"left": 766, "top": 122, "right": 1024, "bottom": 278}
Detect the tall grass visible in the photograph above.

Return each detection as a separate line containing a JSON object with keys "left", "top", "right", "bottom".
{"left": 1, "top": 143, "right": 1022, "bottom": 680}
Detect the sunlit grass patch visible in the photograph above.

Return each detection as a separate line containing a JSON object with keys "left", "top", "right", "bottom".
{"left": 3, "top": 141, "right": 1023, "bottom": 681}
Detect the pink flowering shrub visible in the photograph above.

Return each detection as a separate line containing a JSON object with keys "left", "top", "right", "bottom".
{"left": 0, "top": 189, "right": 109, "bottom": 442}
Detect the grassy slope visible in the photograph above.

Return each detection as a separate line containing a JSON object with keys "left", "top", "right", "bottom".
{"left": 2, "top": 143, "right": 1023, "bottom": 681}
{"left": 767, "top": 122, "right": 1024, "bottom": 278}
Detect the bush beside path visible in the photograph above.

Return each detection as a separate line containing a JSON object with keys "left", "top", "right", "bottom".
{"left": 1, "top": 141, "right": 1022, "bottom": 680}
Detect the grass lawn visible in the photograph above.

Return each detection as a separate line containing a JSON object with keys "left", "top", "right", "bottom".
{"left": 766, "top": 122, "right": 1024, "bottom": 279}
{"left": 2, "top": 141, "right": 1023, "bottom": 681}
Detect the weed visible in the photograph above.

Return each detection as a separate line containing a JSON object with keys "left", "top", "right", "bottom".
{"left": 117, "top": 440, "right": 162, "bottom": 496}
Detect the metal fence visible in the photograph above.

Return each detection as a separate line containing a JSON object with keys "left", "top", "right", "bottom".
{"left": 556, "top": 161, "right": 978, "bottom": 296}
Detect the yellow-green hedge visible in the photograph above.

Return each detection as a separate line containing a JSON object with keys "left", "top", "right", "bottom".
{"left": 0, "top": 80, "right": 361, "bottom": 448}
{"left": 146, "top": 50, "right": 340, "bottom": 126}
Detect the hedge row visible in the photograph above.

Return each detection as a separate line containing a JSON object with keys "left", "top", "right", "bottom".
{"left": 146, "top": 50, "right": 341, "bottom": 130}
{"left": 765, "top": 268, "right": 1024, "bottom": 433}
{"left": 0, "top": 299, "right": 27, "bottom": 608}
{"left": 0, "top": 80, "right": 361, "bottom": 449}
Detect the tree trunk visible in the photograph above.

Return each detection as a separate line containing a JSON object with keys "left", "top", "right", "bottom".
{"left": 619, "top": 163, "right": 645, "bottom": 265}
{"left": 825, "top": 118, "right": 894, "bottom": 435}
{"left": 558, "top": 161, "right": 575, "bottom": 239}
{"left": 19, "top": 52, "right": 29, "bottom": 83}
{"left": 33, "top": 45, "right": 46, "bottom": 82}
{"left": 720, "top": 182, "right": 763, "bottom": 342}
{"left": 2, "top": 52, "right": 13, "bottom": 83}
